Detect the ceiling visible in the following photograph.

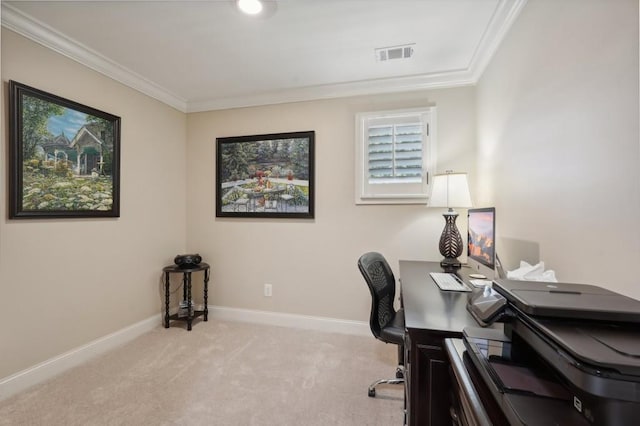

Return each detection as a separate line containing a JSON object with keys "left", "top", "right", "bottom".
{"left": 2, "top": 0, "right": 526, "bottom": 112}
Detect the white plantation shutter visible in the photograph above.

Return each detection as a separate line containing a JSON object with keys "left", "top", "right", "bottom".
{"left": 356, "top": 107, "right": 436, "bottom": 204}
{"left": 367, "top": 122, "right": 423, "bottom": 184}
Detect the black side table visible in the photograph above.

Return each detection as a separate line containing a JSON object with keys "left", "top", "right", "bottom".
{"left": 163, "top": 262, "right": 210, "bottom": 331}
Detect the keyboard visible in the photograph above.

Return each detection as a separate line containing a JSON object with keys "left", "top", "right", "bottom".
{"left": 429, "top": 272, "right": 472, "bottom": 292}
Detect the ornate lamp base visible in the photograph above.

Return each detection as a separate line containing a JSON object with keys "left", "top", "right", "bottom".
{"left": 439, "top": 209, "right": 463, "bottom": 271}
{"left": 440, "top": 257, "right": 462, "bottom": 270}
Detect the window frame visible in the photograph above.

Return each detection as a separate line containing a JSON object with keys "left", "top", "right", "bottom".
{"left": 355, "top": 106, "right": 436, "bottom": 205}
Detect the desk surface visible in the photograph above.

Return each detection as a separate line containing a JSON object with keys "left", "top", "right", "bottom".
{"left": 400, "top": 260, "right": 500, "bottom": 426}
{"left": 400, "top": 260, "right": 497, "bottom": 334}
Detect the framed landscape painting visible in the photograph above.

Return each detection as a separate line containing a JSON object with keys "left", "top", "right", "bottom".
{"left": 216, "top": 131, "right": 315, "bottom": 218}
{"left": 8, "top": 81, "right": 121, "bottom": 219}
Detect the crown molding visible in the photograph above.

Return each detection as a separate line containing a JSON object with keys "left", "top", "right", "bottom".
{"left": 1, "top": 3, "right": 188, "bottom": 112}
{"left": 2, "top": 0, "right": 526, "bottom": 113}
{"left": 186, "top": 69, "right": 476, "bottom": 112}
{"left": 469, "top": 0, "right": 528, "bottom": 82}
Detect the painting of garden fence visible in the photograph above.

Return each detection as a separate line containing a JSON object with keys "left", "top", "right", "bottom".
{"left": 216, "top": 131, "right": 314, "bottom": 218}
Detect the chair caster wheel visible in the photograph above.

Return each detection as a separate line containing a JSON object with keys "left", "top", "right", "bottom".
{"left": 368, "top": 388, "right": 376, "bottom": 397}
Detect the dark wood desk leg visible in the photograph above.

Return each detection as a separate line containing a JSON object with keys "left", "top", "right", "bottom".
{"left": 186, "top": 272, "right": 193, "bottom": 331}
{"left": 164, "top": 271, "right": 170, "bottom": 328}
{"left": 203, "top": 267, "right": 210, "bottom": 321}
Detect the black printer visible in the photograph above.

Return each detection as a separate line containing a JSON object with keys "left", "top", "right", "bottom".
{"left": 463, "top": 279, "right": 640, "bottom": 426}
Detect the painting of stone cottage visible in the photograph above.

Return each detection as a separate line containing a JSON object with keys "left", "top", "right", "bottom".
{"left": 9, "top": 81, "right": 120, "bottom": 218}
{"left": 216, "top": 131, "right": 315, "bottom": 218}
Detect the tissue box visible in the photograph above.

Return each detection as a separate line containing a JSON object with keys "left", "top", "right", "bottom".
{"left": 507, "top": 261, "right": 557, "bottom": 282}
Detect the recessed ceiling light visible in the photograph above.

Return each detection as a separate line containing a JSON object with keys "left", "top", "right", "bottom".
{"left": 237, "top": 0, "right": 263, "bottom": 15}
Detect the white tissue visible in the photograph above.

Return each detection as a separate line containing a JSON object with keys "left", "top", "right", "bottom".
{"left": 506, "top": 261, "right": 557, "bottom": 282}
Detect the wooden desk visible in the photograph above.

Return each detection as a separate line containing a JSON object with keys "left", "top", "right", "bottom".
{"left": 399, "top": 260, "right": 499, "bottom": 426}
{"left": 445, "top": 338, "right": 508, "bottom": 426}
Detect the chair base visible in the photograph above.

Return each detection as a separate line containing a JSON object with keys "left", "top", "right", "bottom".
{"left": 368, "top": 365, "right": 405, "bottom": 397}
{"left": 368, "top": 377, "right": 404, "bottom": 397}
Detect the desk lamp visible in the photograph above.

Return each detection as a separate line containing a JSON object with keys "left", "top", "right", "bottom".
{"left": 429, "top": 171, "right": 472, "bottom": 270}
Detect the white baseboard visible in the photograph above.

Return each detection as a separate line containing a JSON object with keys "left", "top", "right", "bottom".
{"left": 208, "top": 305, "right": 370, "bottom": 336}
{"left": 0, "top": 315, "right": 159, "bottom": 401}
{"left": 0, "top": 307, "right": 369, "bottom": 402}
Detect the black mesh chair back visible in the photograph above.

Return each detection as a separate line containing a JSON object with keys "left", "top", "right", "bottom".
{"left": 357, "top": 251, "right": 405, "bottom": 397}
{"left": 357, "top": 252, "right": 402, "bottom": 345}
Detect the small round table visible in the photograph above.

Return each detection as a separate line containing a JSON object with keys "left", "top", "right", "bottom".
{"left": 163, "top": 262, "right": 210, "bottom": 331}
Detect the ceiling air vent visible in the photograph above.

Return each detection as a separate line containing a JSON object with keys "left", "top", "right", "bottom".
{"left": 375, "top": 44, "right": 415, "bottom": 62}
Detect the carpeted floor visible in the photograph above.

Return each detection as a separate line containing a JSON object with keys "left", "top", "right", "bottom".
{"left": 0, "top": 320, "right": 404, "bottom": 425}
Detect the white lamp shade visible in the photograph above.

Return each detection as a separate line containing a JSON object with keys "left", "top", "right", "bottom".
{"left": 429, "top": 172, "right": 472, "bottom": 208}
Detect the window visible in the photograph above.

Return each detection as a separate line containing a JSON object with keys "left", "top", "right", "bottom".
{"left": 355, "top": 107, "right": 436, "bottom": 204}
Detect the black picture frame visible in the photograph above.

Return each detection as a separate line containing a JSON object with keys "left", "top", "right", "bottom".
{"left": 8, "top": 80, "right": 121, "bottom": 219}
{"left": 216, "top": 131, "right": 315, "bottom": 218}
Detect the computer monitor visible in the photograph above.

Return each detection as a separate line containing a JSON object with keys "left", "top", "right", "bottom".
{"left": 467, "top": 207, "right": 496, "bottom": 279}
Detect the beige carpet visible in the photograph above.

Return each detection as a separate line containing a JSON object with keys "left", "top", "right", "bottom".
{"left": 0, "top": 319, "right": 404, "bottom": 425}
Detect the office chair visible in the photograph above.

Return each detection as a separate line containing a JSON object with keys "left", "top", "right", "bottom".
{"left": 357, "top": 252, "right": 405, "bottom": 397}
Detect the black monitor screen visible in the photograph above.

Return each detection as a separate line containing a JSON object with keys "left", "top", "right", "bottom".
{"left": 467, "top": 207, "right": 496, "bottom": 269}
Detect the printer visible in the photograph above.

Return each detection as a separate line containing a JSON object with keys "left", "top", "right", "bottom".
{"left": 464, "top": 279, "right": 640, "bottom": 426}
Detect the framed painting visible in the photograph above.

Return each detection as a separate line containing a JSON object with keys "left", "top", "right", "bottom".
{"left": 216, "top": 131, "right": 315, "bottom": 218}
{"left": 8, "top": 81, "right": 121, "bottom": 219}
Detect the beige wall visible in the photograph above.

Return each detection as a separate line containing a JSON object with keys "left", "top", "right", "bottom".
{"left": 0, "top": 29, "right": 188, "bottom": 377}
{"left": 186, "top": 88, "right": 476, "bottom": 321}
{"left": 477, "top": 0, "right": 640, "bottom": 296}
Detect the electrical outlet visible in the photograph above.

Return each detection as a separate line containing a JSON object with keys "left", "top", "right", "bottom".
{"left": 264, "top": 283, "right": 272, "bottom": 297}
